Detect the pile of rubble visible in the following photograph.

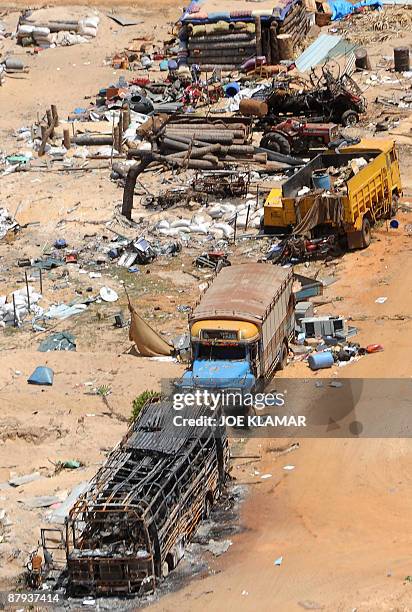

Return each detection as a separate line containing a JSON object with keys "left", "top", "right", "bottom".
{"left": 291, "top": 311, "right": 383, "bottom": 370}
{"left": 335, "top": 6, "right": 412, "bottom": 45}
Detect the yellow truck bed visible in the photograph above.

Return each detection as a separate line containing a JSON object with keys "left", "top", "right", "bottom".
{"left": 264, "top": 139, "right": 402, "bottom": 248}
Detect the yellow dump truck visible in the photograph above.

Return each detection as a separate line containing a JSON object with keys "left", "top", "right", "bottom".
{"left": 264, "top": 139, "right": 402, "bottom": 248}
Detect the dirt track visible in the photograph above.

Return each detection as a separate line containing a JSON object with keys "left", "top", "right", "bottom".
{"left": 0, "top": 2, "right": 411, "bottom": 610}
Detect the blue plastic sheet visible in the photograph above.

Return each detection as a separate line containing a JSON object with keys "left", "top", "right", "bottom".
{"left": 27, "top": 366, "right": 54, "bottom": 386}
{"left": 329, "top": 0, "right": 382, "bottom": 20}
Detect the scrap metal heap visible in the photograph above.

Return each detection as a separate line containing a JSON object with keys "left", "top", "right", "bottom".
{"left": 65, "top": 398, "right": 229, "bottom": 596}
{"left": 241, "top": 67, "right": 367, "bottom": 127}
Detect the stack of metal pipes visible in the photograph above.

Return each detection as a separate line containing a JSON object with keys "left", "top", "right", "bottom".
{"left": 156, "top": 121, "right": 255, "bottom": 169}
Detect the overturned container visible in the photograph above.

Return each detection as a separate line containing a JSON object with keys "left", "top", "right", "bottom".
{"left": 308, "top": 351, "right": 334, "bottom": 370}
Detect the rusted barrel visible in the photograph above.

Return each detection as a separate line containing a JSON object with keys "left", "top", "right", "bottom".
{"left": 355, "top": 47, "right": 369, "bottom": 70}
{"left": 394, "top": 47, "right": 410, "bottom": 72}
{"left": 239, "top": 98, "right": 268, "bottom": 118}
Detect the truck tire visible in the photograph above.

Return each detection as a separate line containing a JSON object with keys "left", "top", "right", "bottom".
{"left": 278, "top": 341, "right": 289, "bottom": 371}
{"left": 390, "top": 194, "right": 399, "bottom": 218}
{"left": 341, "top": 110, "right": 359, "bottom": 127}
{"left": 260, "top": 132, "right": 291, "bottom": 156}
{"left": 361, "top": 216, "right": 371, "bottom": 248}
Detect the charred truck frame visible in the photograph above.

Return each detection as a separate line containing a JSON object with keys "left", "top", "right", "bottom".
{"left": 65, "top": 399, "right": 229, "bottom": 596}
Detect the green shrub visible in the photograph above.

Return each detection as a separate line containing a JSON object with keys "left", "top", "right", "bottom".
{"left": 131, "top": 390, "right": 160, "bottom": 422}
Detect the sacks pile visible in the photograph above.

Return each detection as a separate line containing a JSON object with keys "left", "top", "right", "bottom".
{"left": 17, "top": 15, "right": 99, "bottom": 48}
{"left": 152, "top": 196, "right": 264, "bottom": 240}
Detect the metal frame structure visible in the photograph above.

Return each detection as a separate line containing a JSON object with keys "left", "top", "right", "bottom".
{"left": 65, "top": 399, "right": 229, "bottom": 596}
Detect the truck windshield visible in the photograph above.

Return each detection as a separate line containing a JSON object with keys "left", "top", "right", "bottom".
{"left": 197, "top": 344, "right": 247, "bottom": 360}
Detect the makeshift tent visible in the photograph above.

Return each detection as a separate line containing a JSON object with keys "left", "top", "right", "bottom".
{"left": 128, "top": 304, "right": 174, "bottom": 357}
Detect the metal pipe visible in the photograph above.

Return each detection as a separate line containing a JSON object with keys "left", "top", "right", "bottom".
{"left": 255, "top": 146, "right": 305, "bottom": 167}
{"left": 168, "top": 144, "right": 222, "bottom": 159}
{"left": 24, "top": 271, "right": 31, "bottom": 313}
{"left": 161, "top": 133, "right": 211, "bottom": 147}
{"left": 12, "top": 294, "right": 17, "bottom": 327}
{"left": 166, "top": 128, "right": 245, "bottom": 138}
{"left": 245, "top": 204, "right": 251, "bottom": 230}
{"left": 165, "top": 131, "right": 235, "bottom": 144}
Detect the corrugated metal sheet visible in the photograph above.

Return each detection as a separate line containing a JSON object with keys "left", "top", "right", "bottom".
{"left": 126, "top": 401, "right": 208, "bottom": 454}
{"left": 191, "top": 263, "right": 292, "bottom": 325}
{"left": 295, "top": 33, "right": 357, "bottom": 72}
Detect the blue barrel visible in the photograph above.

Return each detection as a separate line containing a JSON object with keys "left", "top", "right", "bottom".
{"left": 225, "top": 82, "right": 240, "bottom": 97}
{"left": 312, "top": 171, "right": 331, "bottom": 190}
{"left": 390, "top": 219, "right": 399, "bottom": 229}
{"left": 308, "top": 351, "right": 334, "bottom": 370}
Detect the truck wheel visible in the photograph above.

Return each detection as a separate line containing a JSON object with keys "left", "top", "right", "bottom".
{"left": 260, "top": 132, "right": 291, "bottom": 156}
{"left": 361, "top": 217, "right": 371, "bottom": 248}
{"left": 278, "top": 342, "right": 288, "bottom": 371}
{"left": 341, "top": 110, "right": 359, "bottom": 127}
{"left": 390, "top": 194, "right": 399, "bottom": 217}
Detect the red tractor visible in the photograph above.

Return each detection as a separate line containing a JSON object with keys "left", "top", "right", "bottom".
{"left": 260, "top": 119, "right": 340, "bottom": 156}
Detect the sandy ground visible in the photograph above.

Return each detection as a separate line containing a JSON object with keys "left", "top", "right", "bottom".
{"left": 0, "top": 2, "right": 411, "bottom": 610}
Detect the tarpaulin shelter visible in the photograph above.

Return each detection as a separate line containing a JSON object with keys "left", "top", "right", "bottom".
{"left": 128, "top": 303, "right": 174, "bottom": 357}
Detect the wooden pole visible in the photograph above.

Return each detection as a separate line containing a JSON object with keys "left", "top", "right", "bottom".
{"left": 12, "top": 294, "right": 17, "bottom": 327}
{"left": 51, "top": 104, "right": 59, "bottom": 127}
{"left": 24, "top": 271, "right": 31, "bottom": 313}
{"left": 233, "top": 212, "right": 238, "bottom": 244}
{"left": 110, "top": 114, "right": 115, "bottom": 168}
{"left": 39, "top": 268, "right": 43, "bottom": 295}
{"left": 255, "top": 17, "right": 262, "bottom": 57}
{"left": 270, "top": 23, "right": 279, "bottom": 65}
{"left": 40, "top": 124, "right": 47, "bottom": 142}
{"left": 63, "top": 129, "right": 71, "bottom": 149}
{"left": 46, "top": 109, "right": 54, "bottom": 138}
{"left": 121, "top": 108, "right": 130, "bottom": 130}
{"left": 245, "top": 204, "right": 251, "bottom": 230}
{"left": 113, "top": 125, "right": 120, "bottom": 152}
{"left": 38, "top": 115, "right": 58, "bottom": 156}
{"left": 277, "top": 34, "right": 294, "bottom": 60}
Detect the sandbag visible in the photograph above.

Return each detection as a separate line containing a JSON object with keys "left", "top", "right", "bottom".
{"left": 210, "top": 228, "right": 224, "bottom": 239}
{"left": 171, "top": 219, "right": 191, "bottom": 228}
{"left": 156, "top": 220, "right": 170, "bottom": 230}
{"left": 213, "top": 222, "right": 234, "bottom": 238}
{"left": 189, "top": 224, "right": 209, "bottom": 235}
{"left": 33, "top": 27, "right": 50, "bottom": 37}
{"left": 158, "top": 228, "right": 180, "bottom": 237}
{"left": 17, "top": 24, "right": 34, "bottom": 35}
{"left": 78, "top": 25, "right": 97, "bottom": 37}
{"left": 82, "top": 16, "right": 100, "bottom": 28}
{"left": 207, "top": 205, "right": 224, "bottom": 219}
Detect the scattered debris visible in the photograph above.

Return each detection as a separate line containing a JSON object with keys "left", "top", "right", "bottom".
{"left": 9, "top": 472, "right": 42, "bottom": 487}
{"left": 38, "top": 331, "right": 76, "bottom": 352}
{"left": 27, "top": 366, "right": 54, "bottom": 386}
{"left": 206, "top": 539, "right": 232, "bottom": 556}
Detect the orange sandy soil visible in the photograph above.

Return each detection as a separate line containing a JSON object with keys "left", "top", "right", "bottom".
{"left": 0, "top": 3, "right": 411, "bottom": 611}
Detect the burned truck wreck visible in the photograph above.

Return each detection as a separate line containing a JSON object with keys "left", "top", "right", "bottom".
{"left": 65, "top": 399, "right": 229, "bottom": 596}
{"left": 241, "top": 68, "right": 366, "bottom": 128}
